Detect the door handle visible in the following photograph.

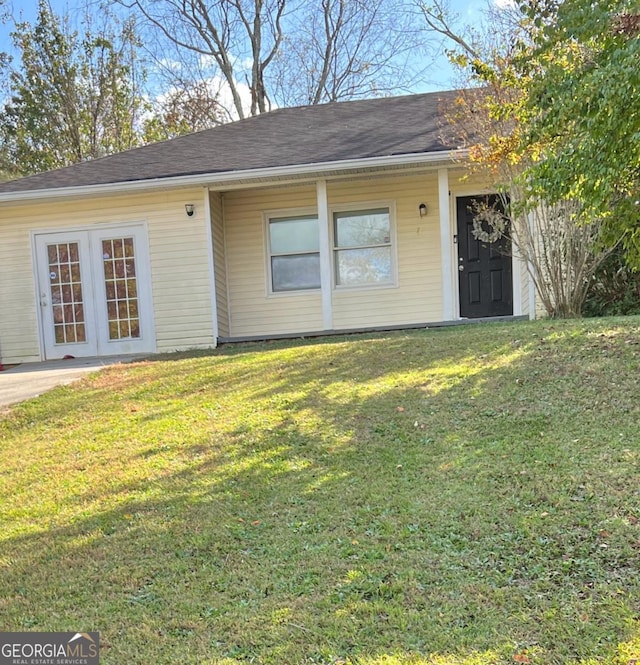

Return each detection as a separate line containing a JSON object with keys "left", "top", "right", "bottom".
{"left": 458, "top": 265, "right": 464, "bottom": 271}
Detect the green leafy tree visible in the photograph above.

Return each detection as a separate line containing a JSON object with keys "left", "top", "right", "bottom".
{"left": 521, "top": 0, "right": 640, "bottom": 262}
{"left": 421, "top": 0, "right": 620, "bottom": 317}
{"left": 143, "top": 79, "right": 225, "bottom": 142}
{"left": 0, "top": 0, "right": 13, "bottom": 180}
{"left": 0, "top": 0, "right": 148, "bottom": 175}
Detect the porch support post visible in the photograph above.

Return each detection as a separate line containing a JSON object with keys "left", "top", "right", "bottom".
{"left": 527, "top": 211, "right": 537, "bottom": 319}
{"left": 203, "top": 186, "right": 219, "bottom": 346}
{"left": 438, "top": 168, "right": 454, "bottom": 321}
{"left": 317, "top": 179, "right": 333, "bottom": 330}
{"left": 512, "top": 246, "right": 523, "bottom": 316}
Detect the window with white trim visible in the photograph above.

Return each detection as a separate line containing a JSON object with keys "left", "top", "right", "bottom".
{"left": 333, "top": 207, "right": 393, "bottom": 287}
{"left": 268, "top": 214, "right": 320, "bottom": 292}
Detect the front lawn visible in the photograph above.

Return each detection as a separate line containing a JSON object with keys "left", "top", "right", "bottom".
{"left": 1, "top": 318, "right": 639, "bottom": 664}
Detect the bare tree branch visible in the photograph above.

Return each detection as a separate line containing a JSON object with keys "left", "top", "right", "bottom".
{"left": 117, "top": 0, "right": 434, "bottom": 118}
{"left": 418, "top": 0, "right": 480, "bottom": 61}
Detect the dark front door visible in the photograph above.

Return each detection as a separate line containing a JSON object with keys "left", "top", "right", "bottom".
{"left": 456, "top": 195, "right": 513, "bottom": 318}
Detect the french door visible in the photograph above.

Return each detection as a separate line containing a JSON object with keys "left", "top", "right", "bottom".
{"left": 34, "top": 225, "right": 155, "bottom": 359}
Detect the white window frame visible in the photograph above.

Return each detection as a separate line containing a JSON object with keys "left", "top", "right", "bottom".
{"left": 263, "top": 207, "right": 321, "bottom": 296}
{"left": 330, "top": 201, "right": 398, "bottom": 291}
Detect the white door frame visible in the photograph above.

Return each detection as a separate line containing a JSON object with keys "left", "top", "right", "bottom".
{"left": 449, "top": 190, "right": 525, "bottom": 319}
{"left": 34, "top": 230, "right": 99, "bottom": 359}
{"left": 33, "top": 223, "right": 156, "bottom": 360}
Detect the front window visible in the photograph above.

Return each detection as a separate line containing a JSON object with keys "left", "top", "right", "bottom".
{"left": 333, "top": 208, "right": 393, "bottom": 287}
{"left": 268, "top": 215, "right": 320, "bottom": 292}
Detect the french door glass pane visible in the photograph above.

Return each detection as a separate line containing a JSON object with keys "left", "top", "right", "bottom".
{"left": 47, "top": 242, "right": 86, "bottom": 344}
{"left": 271, "top": 253, "right": 321, "bottom": 291}
{"left": 102, "top": 237, "right": 141, "bottom": 340}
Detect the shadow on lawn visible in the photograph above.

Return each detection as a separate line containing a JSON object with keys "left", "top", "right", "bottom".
{"left": 1, "top": 320, "right": 639, "bottom": 664}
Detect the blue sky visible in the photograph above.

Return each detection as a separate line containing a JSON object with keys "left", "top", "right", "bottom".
{"left": 0, "top": 0, "right": 491, "bottom": 95}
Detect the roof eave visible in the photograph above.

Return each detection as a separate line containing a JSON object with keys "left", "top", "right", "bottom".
{"left": 0, "top": 149, "right": 468, "bottom": 204}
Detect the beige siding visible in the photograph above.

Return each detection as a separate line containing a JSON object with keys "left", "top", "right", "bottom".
{"left": 328, "top": 174, "right": 442, "bottom": 329}
{"left": 509, "top": 224, "right": 532, "bottom": 319}
{"left": 535, "top": 287, "right": 547, "bottom": 318}
{"left": 223, "top": 185, "right": 323, "bottom": 337}
{"left": 223, "top": 174, "right": 445, "bottom": 337}
{"left": 209, "top": 191, "right": 229, "bottom": 337}
{"left": 0, "top": 225, "right": 40, "bottom": 363}
{"left": 0, "top": 187, "right": 215, "bottom": 363}
{"left": 0, "top": 168, "right": 535, "bottom": 363}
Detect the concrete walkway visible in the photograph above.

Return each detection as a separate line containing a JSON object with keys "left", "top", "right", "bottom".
{"left": 0, "top": 356, "right": 143, "bottom": 409}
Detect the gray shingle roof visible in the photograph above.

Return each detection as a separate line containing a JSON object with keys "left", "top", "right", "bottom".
{"left": 0, "top": 90, "right": 461, "bottom": 194}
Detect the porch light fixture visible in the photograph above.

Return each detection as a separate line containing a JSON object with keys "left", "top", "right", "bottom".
{"left": 419, "top": 202, "right": 428, "bottom": 217}
{"left": 185, "top": 203, "right": 195, "bottom": 217}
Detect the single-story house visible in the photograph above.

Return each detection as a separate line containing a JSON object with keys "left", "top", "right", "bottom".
{"left": 0, "top": 90, "right": 535, "bottom": 364}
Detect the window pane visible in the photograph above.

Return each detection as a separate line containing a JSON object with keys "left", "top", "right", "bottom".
{"left": 270, "top": 216, "right": 319, "bottom": 254}
{"left": 334, "top": 209, "right": 390, "bottom": 248}
{"left": 335, "top": 247, "right": 392, "bottom": 286}
{"left": 272, "top": 253, "right": 321, "bottom": 291}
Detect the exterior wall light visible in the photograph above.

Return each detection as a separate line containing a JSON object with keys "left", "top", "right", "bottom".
{"left": 185, "top": 204, "right": 195, "bottom": 217}
{"left": 419, "top": 203, "right": 428, "bottom": 217}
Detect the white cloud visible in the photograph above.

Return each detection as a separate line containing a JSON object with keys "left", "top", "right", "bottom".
{"left": 197, "top": 54, "right": 218, "bottom": 71}
{"left": 207, "top": 74, "right": 253, "bottom": 121}
{"left": 198, "top": 53, "right": 253, "bottom": 74}
{"left": 149, "top": 74, "right": 255, "bottom": 122}
{"left": 157, "top": 57, "right": 182, "bottom": 72}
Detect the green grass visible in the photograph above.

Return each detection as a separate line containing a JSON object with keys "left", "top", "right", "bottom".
{"left": 1, "top": 317, "right": 639, "bottom": 665}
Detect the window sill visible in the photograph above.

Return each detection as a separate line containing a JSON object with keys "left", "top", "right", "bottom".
{"left": 333, "top": 282, "right": 399, "bottom": 293}
{"left": 266, "top": 289, "right": 322, "bottom": 299}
